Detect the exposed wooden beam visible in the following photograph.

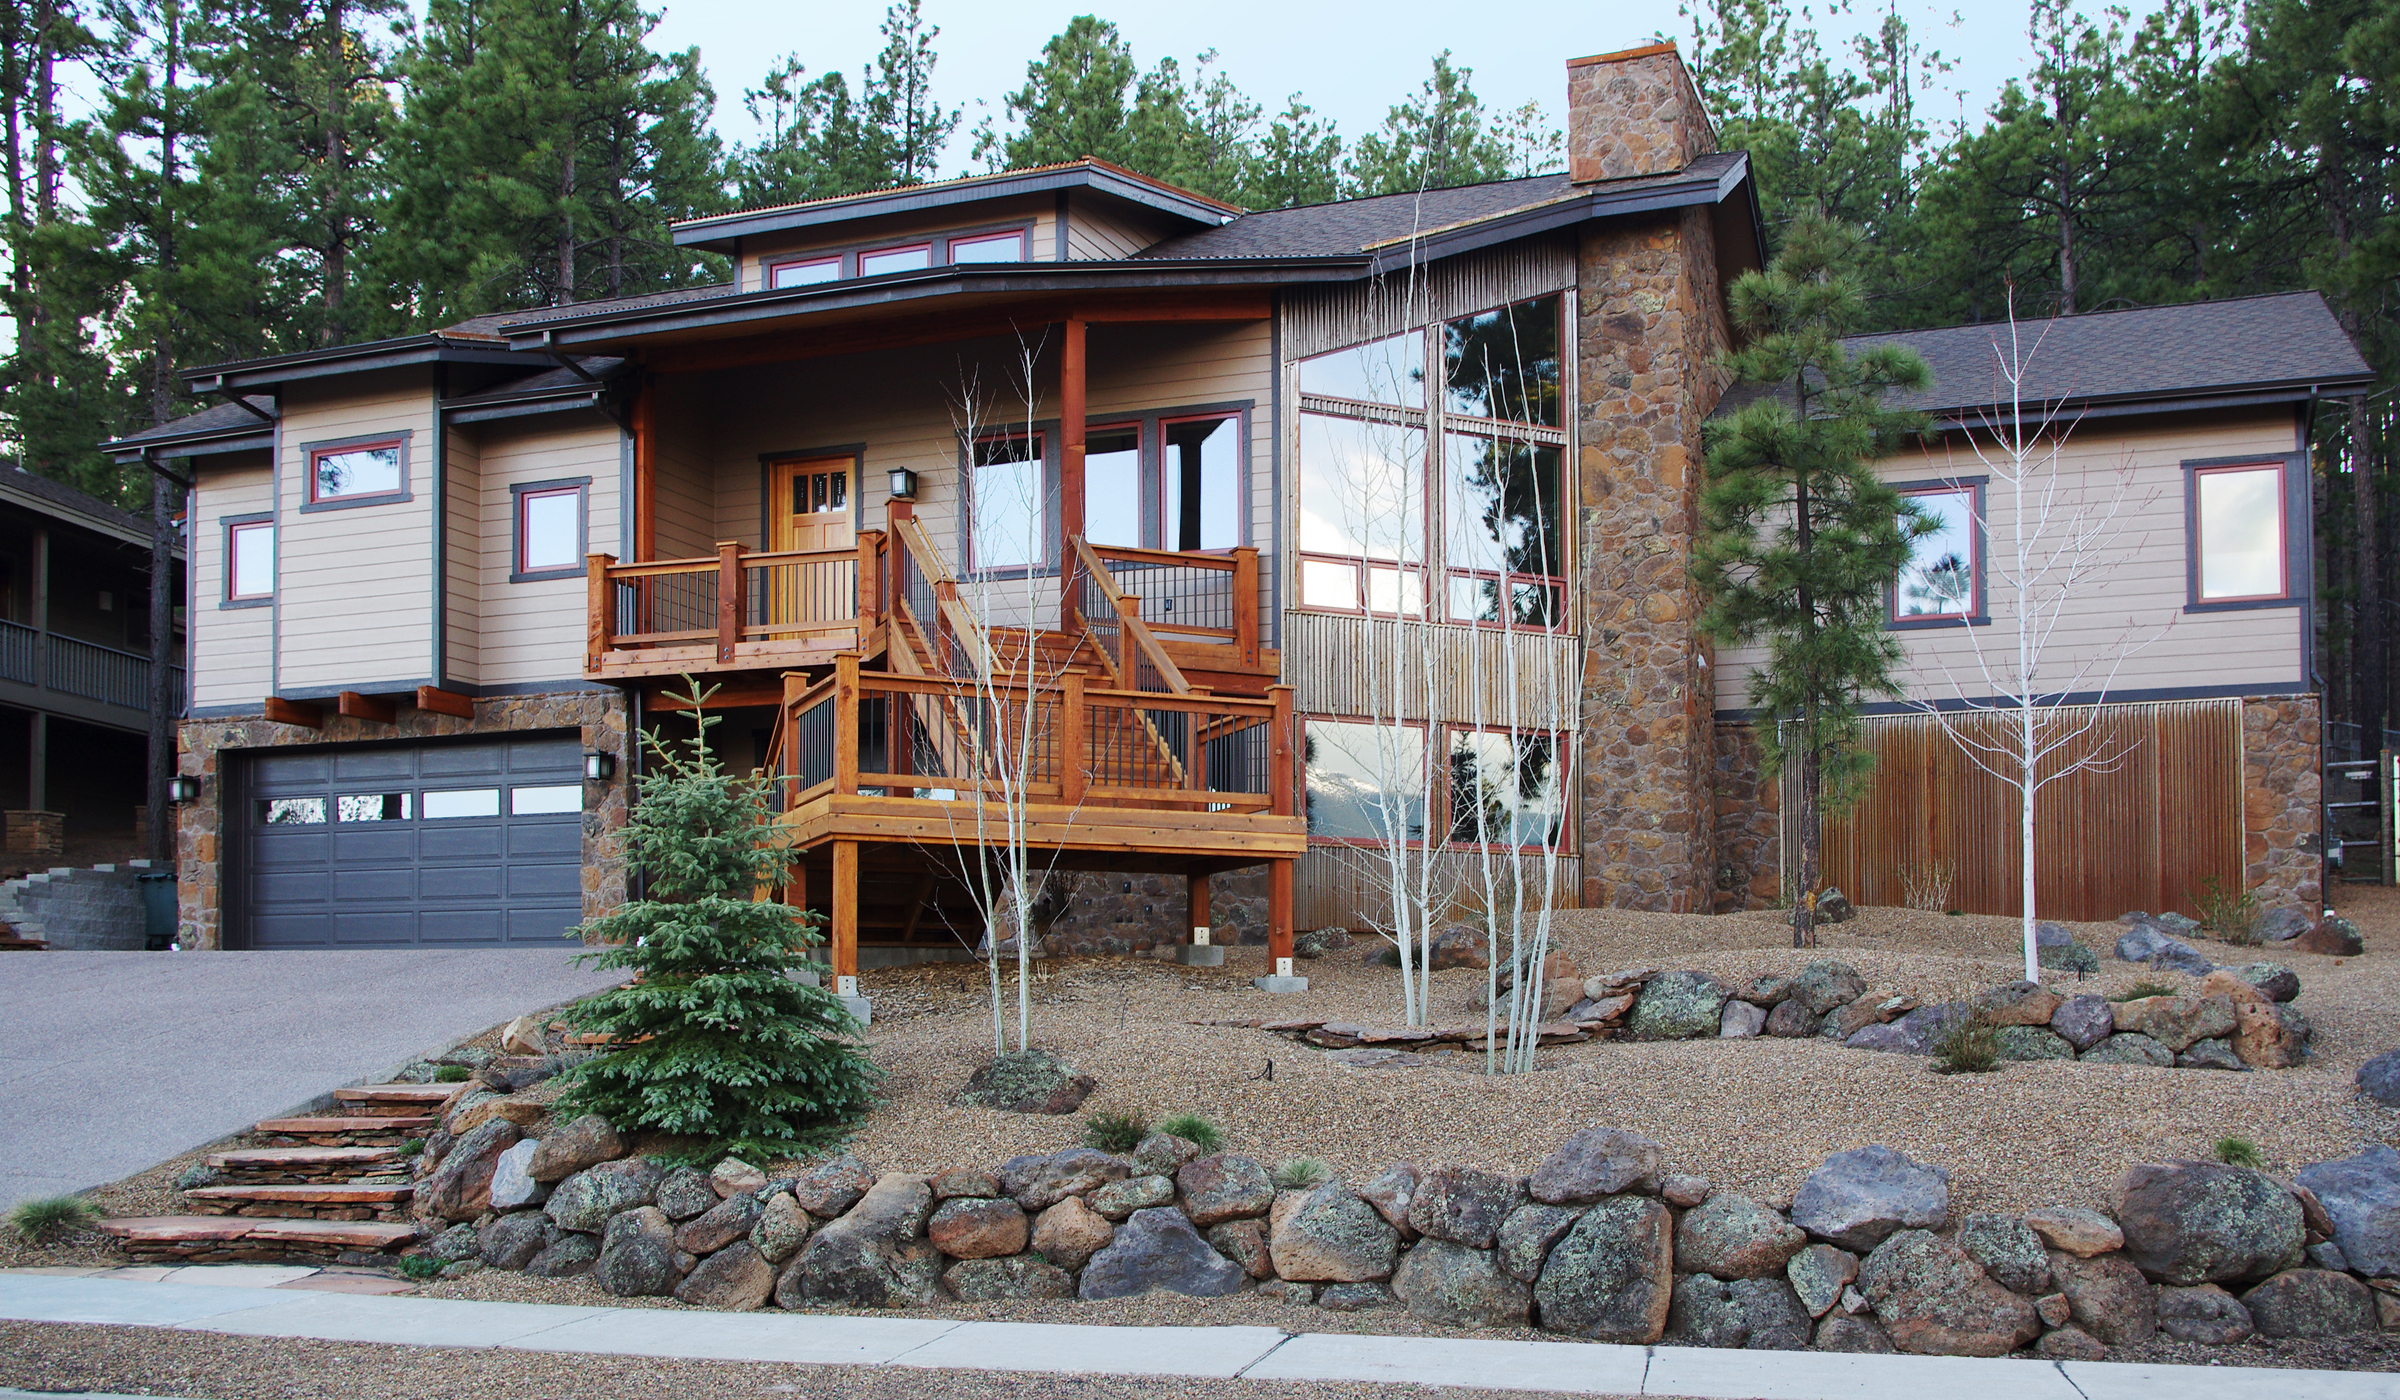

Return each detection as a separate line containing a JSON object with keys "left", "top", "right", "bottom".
{"left": 263, "top": 697, "right": 323, "bottom": 729}
{"left": 336, "top": 692, "right": 396, "bottom": 724}
{"left": 646, "top": 681, "right": 790, "bottom": 710}
{"left": 414, "top": 686, "right": 474, "bottom": 719}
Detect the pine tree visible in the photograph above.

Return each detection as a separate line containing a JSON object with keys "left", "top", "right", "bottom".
{"left": 1236, "top": 94, "right": 1340, "bottom": 209}
{"left": 857, "top": 0, "right": 955, "bottom": 187}
{"left": 1691, "top": 216, "right": 1932, "bottom": 946}
{"left": 555, "top": 689, "right": 879, "bottom": 1162}
{"left": 976, "top": 14, "right": 1137, "bottom": 170}
{"left": 1343, "top": 52, "right": 1511, "bottom": 196}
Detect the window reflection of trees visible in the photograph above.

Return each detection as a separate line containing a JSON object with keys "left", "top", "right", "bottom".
{"left": 1448, "top": 730, "right": 1564, "bottom": 847}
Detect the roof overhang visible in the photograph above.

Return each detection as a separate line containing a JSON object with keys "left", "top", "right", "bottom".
{"left": 673, "top": 162, "right": 1235, "bottom": 254}
{"left": 0, "top": 477, "right": 160, "bottom": 548}
{"left": 1357, "top": 153, "right": 1757, "bottom": 274}
{"left": 182, "top": 335, "right": 554, "bottom": 394}
{"left": 1921, "top": 377, "right": 2378, "bottom": 432}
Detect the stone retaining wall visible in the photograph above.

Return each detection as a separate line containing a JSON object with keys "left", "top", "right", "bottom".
{"left": 0, "top": 859, "right": 158, "bottom": 949}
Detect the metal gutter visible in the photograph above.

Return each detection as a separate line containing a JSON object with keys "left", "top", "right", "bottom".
{"left": 673, "top": 163, "right": 1234, "bottom": 251}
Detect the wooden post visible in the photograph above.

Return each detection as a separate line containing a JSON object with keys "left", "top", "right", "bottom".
{"left": 1115, "top": 594, "right": 1141, "bottom": 681}
{"left": 1059, "top": 316, "right": 1086, "bottom": 633}
{"left": 1230, "top": 546, "right": 1260, "bottom": 671}
{"left": 1268, "top": 858, "right": 1294, "bottom": 967}
{"left": 585, "top": 553, "right": 615, "bottom": 675}
{"left": 834, "top": 652, "right": 860, "bottom": 796}
{"left": 831, "top": 839, "right": 859, "bottom": 981}
{"left": 717, "top": 541, "right": 744, "bottom": 663}
{"left": 1188, "top": 869, "right": 1210, "bottom": 945}
{"left": 632, "top": 375, "right": 656, "bottom": 562}
{"left": 856, "top": 529, "right": 883, "bottom": 629}
{"left": 1268, "top": 684, "right": 1296, "bottom": 817}
{"left": 1060, "top": 669, "right": 1085, "bottom": 808}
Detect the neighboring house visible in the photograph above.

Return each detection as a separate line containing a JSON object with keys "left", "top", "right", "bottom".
{"left": 0, "top": 465, "right": 184, "bottom": 849}
{"left": 103, "top": 38, "right": 2360, "bottom": 962}
{"left": 1709, "top": 294, "right": 2373, "bottom": 919}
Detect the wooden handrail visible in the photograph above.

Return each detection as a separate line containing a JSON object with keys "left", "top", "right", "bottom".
{"left": 1068, "top": 537, "right": 1190, "bottom": 694}
{"left": 1082, "top": 541, "right": 1240, "bottom": 571}
{"left": 610, "top": 546, "right": 860, "bottom": 578}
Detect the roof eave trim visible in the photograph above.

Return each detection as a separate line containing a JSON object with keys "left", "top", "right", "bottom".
{"left": 1921, "top": 377, "right": 2380, "bottom": 430}
{"left": 1358, "top": 154, "right": 1751, "bottom": 275}
{"left": 185, "top": 340, "right": 553, "bottom": 392}
{"left": 675, "top": 167, "right": 1230, "bottom": 251}
{"left": 446, "top": 391, "right": 613, "bottom": 426}
{"left": 0, "top": 482, "right": 157, "bottom": 546}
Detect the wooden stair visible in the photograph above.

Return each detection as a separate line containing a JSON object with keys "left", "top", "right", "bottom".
{"left": 100, "top": 1215, "right": 417, "bottom": 1263}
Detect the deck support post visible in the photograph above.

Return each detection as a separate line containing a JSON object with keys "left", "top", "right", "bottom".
{"left": 1231, "top": 546, "right": 1260, "bottom": 670}
{"left": 585, "top": 553, "right": 615, "bottom": 675}
{"left": 1178, "top": 867, "right": 1224, "bottom": 966}
{"left": 716, "top": 541, "right": 744, "bottom": 663}
{"left": 1059, "top": 670, "right": 1084, "bottom": 807}
{"left": 831, "top": 839, "right": 859, "bottom": 984}
{"left": 1059, "top": 315, "right": 1086, "bottom": 634}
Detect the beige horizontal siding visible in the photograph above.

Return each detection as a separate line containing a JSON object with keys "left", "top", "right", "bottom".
{"left": 1063, "top": 196, "right": 1176, "bottom": 260}
{"left": 190, "top": 459, "right": 274, "bottom": 709}
{"left": 651, "top": 375, "right": 715, "bottom": 561}
{"left": 474, "top": 418, "right": 623, "bottom": 688}
{"left": 443, "top": 427, "right": 481, "bottom": 687}
{"left": 275, "top": 372, "right": 436, "bottom": 691}
{"left": 739, "top": 194, "right": 1057, "bottom": 290}
{"left": 1713, "top": 410, "right": 2307, "bottom": 712}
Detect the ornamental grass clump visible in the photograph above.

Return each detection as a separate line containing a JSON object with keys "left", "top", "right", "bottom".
{"left": 2193, "top": 875, "right": 2260, "bottom": 946}
{"left": 2215, "top": 1137, "right": 2265, "bottom": 1169}
{"left": 9, "top": 1195, "right": 99, "bottom": 1243}
{"left": 553, "top": 684, "right": 879, "bottom": 1163}
{"left": 1928, "top": 1009, "right": 2002, "bottom": 1075}
{"left": 1082, "top": 1107, "right": 1149, "bottom": 1154}
{"left": 1155, "top": 1113, "right": 1224, "bottom": 1154}
{"left": 1273, "top": 1157, "right": 1332, "bottom": 1190}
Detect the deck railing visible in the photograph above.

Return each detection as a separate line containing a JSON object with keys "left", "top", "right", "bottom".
{"left": 587, "top": 538, "right": 880, "bottom": 674}
{"left": 1078, "top": 541, "right": 1259, "bottom": 670}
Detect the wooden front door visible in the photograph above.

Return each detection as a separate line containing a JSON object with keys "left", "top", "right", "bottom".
{"left": 772, "top": 458, "right": 855, "bottom": 553}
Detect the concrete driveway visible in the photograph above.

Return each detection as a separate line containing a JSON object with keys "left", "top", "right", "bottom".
{"left": 0, "top": 949, "right": 626, "bottom": 1208}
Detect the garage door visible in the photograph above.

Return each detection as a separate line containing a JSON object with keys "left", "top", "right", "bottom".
{"left": 238, "top": 736, "right": 586, "bottom": 948}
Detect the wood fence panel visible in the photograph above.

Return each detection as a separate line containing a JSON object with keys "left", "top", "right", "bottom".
{"left": 1799, "top": 700, "right": 2242, "bottom": 921}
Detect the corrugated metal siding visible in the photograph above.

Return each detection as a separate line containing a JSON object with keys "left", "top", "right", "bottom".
{"left": 1281, "top": 611, "right": 1578, "bottom": 724}
{"left": 1296, "top": 846, "right": 1580, "bottom": 930}
{"left": 1281, "top": 236, "right": 1577, "bottom": 359}
{"left": 1798, "top": 699, "right": 2245, "bottom": 920}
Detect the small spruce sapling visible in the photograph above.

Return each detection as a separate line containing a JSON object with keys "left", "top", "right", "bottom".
{"left": 553, "top": 683, "right": 879, "bottom": 1161}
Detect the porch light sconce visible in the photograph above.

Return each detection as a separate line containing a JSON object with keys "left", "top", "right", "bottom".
{"left": 583, "top": 750, "right": 615, "bottom": 781}
{"left": 887, "top": 468, "right": 919, "bottom": 502}
{"left": 167, "top": 774, "right": 200, "bottom": 804}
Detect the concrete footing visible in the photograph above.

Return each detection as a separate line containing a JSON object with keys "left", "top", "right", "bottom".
{"left": 1251, "top": 975, "right": 1308, "bottom": 993}
{"left": 838, "top": 995, "right": 873, "bottom": 1025}
{"left": 1176, "top": 945, "right": 1225, "bottom": 966}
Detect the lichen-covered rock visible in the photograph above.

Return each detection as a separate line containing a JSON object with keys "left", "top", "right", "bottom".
{"left": 655, "top": 1167, "right": 718, "bottom": 1222}
{"left": 426, "top": 1222, "right": 480, "bottom": 1264}
{"left": 929, "top": 1166, "right": 1002, "bottom": 1201}
{"left": 1271, "top": 1181, "right": 1399, "bottom": 1282}
{"left": 750, "top": 1191, "right": 811, "bottom": 1264}
{"left": 1765, "top": 998, "right": 1820, "bottom": 1038}
{"left": 1976, "top": 981, "right": 2062, "bottom": 1027}
{"left": 1786, "top": 1243, "right": 1859, "bottom": 1318}
{"left": 1739, "top": 974, "right": 1794, "bottom": 1006}
{"left": 1294, "top": 926, "right": 1355, "bottom": 959}
{"left": 945, "top": 1252, "right": 1076, "bottom": 1300}
{"left": 2289, "top": 915, "right": 2364, "bottom": 957}
{"left": 418, "top": 1118, "right": 522, "bottom": 1223}
{"left": 479, "top": 1211, "right": 551, "bottom": 1270}
{"left": 1676, "top": 1194, "right": 1805, "bottom": 1280}
{"left": 1206, "top": 1218, "right": 1273, "bottom": 1278}
{"left": 1533, "top": 1195, "right": 1673, "bottom": 1342}
{"left": 1088, "top": 1174, "right": 1174, "bottom": 1222}
{"left": 544, "top": 1157, "right": 662, "bottom": 1234}
{"left": 1528, "top": 1127, "right": 1665, "bottom": 1203}
{"left": 2227, "top": 962, "right": 2300, "bottom": 1003}
{"left": 2037, "top": 923, "right": 2100, "bottom": 974}
{"left": 1995, "top": 1026, "right": 2076, "bottom": 1062}
{"left": 1392, "top": 1237, "right": 1532, "bottom": 1328}
{"left": 1496, "top": 1203, "right": 1580, "bottom": 1282}
{"left": 1790, "top": 1146, "right": 1949, "bottom": 1251}
{"left": 2114, "top": 924, "right": 2213, "bottom": 976}
{"left": 595, "top": 1207, "right": 682, "bottom": 1297}
{"left": 2050, "top": 995, "right": 2115, "bottom": 1051}
{"left": 674, "top": 1192, "right": 764, "bottom": 1256}
{"left": 526, "top": 1114, "right": 621, "bottom": 1183}
{"left": 927, "top": 1197, "right": 1028, "bottom": 1259}
{"left": 954, "top": 1048, "right": 1096, "bottom": 1114}
{"left": 2082, "top": 1032, "right": 2175, "bottom": 1067}
{"left": 1406, "top": 1166, "right": 1525, "bottom": 1249}
{"left": 2242, "top": 1268, "right": 2379, "bottom": 1337}
{"left": 1317, "top": 1281, "right": 1396, "bottom": 1311}
{"left": 1079, "top": 1206, "right": 1248, "bottom": 1299}
{"left": 1630, "top": 970, "right": 1733, "bottom": 1040}
{"left": 2175, "top": 1038, "right": 2246, "bottom": 1071}
{"left": 1176, "top": 1153, "right": 1275, "bottom": 1226}
{"left": 1358, "top": 1163, "right": 1419, "bottom": 1234}
{"left": 1858, "top": 1229, "right": 2039, "bottom": 1357}
{"left": 675, "top": 1241, "right": 774, "bottom": 1310}
{"left": 2158, "top": 1283, "right": 2255, "bottom": 1344}
{"left": 2113, "top": 996, "right": 2239, "bottom": 1053}
{"left": 526, "top": 1230, "right": 598, "bottom": 1277}
{"left": 1956, "top": 1214, "right": 2049, "bottom": 1295}
{"left": 1031, "top": 1197, "right": 1114, "bottom": 1270}
{"left": 789, "top": 1156, "right": 877, "bottom": 1218}
{"left": 1787, "top": 961, "right": 1868, "bottom": 1017}
{"left": 775, "top": 1174, "right": 939, "bottom": 1308}
{"left": 2049, "top": 1248, "right": 2156, "bottom": 1345}
{"left": 1734, "top": 1277, "right": 1813, "bottom": 1350}
{"left": 1130, "top": 1132, "right": 1202, "bottom": 1177}
{"left": 1666, "top": 1273, "right": 1747, "bottom": 1348}
{"left": 2024, "top": 1206, "right": 2123, "bottom": 1257}
{"left": 1002, "top": 1148, "right": 1129, "bottom": 1211}
{"left": 2116, "top": 1160, "right": 2304, "bottom": 1285}
{"left": 1815, "top": 887, "right": 1855, "bottom": 923}
{"left": 1814, "top": 1314, "right": 1894, "bottom": 1352}
{"left": 2294, "top": 1146, "right": 2400, "bottom": 1278}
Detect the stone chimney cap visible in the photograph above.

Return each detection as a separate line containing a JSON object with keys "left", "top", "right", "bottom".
{"left": 1566, "top": 41, "right": 1681, "bottom": 69}
{"left": 1565, "top": 39, "right": 1718, "bottom": 184}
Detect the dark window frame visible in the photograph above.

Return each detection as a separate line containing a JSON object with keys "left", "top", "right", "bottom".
{"left": 946, "top": 227, "right": 1030, "bottom": 264}
{"left": 1888, "top": 475, "right": 1991, "bottom": 630}
{"left": 764, "top": 254, "right": 841, "bottom": 289}
{"left": 299, "top": 431, "right": 412, "bottom": 512}
{"left": 221, "top": 512, "right": 275, "bottom": 608}
{"left": 510, "top": 476, "right": 591, "bottom": 583}
{"left": 2184, "top": 454, "right": 2302, "bottom": 612}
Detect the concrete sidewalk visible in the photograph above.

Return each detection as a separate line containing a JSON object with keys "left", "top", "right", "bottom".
{"left": 3, "top": 1273, "right": 2396, "bottom": 1399}
{"left": 0, "top": 949, "right": 624, "bottom": 1206}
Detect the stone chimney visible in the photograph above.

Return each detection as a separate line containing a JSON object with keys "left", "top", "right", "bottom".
{"left": 1565, "top": 42, "right": 1717, "bottom": 183}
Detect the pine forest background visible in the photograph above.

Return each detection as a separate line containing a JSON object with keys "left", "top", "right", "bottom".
{"left": 2, "top": 0, "right": 2393, "bottom": 739}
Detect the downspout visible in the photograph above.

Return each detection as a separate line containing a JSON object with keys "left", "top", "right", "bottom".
{"left": 432, "top": 366, "right": 448, "bottom": 691}
{"left": 2302, "top": 398, "right": 2329, "bottom": 907}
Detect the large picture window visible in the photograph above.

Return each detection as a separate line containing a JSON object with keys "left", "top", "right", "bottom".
{"left": 1304, "top": 719, "right": 1425, "bottom": 843}
{"left": 1084, "top": 424, "right": 1143, "bottom": 549}
{"left": 1302, "top": 717, "right": 1568, "bottom": 850}
{"left": 1296, "top": 295, "right": 1566, "bottom": 627}
{"left": 1894, "top": 483, "right": 1981, "bottom": 621}
{"left": 969, "top": 430, "right": 1046, "bottom": 572}
{"left": 2192, "top": 462, "right": 2288, "bottom": 603}
{"left": 1447, "top": 729, "right": 1566, "bottom": 848}
{"left": 306, "top": 438, "right": 405, "bottom": 506}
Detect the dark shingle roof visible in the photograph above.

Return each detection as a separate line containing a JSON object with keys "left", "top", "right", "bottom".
{"left": 0, "top": 464, "right": 164, "bottom": 546}
{"left": 472, "top": 284, "right": 739, "bottom": 333}
{"left": 444, "top": 357, "right": 628, "bottom": 403}
{"left": 108, "top": 396, "right": 276, "bottom": 448}
{"left": 1714, "top": 291, "right": 2375, "bottom": 420}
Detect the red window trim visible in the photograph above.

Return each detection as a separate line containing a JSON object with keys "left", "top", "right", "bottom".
{"left": 516, "top": 485, "right": 583, "bottom": 576}
{"left": 1158, "top": 410, "right": 1246, "bottom": 552}
{"left": 1442, "top": 568, "right": 1567, "bottom": 631}
{"left": 305, "top": 438, "right": 407, "bottom": 506}
{"left": 857, "top": 241, "right": 934, "bottom": 276}
{"left": 1892, "top": 483, "right": 1982, "bottom": 622}
{"left": 946, "top": 228, "right": 1028, "bottom": 263}
{"left": 226, "top": 520, "right": 274, "bottom": 601}
{"left": 764, "top": 255, "right": 840, "bottom": 290}
{"left": 2192, "top": 462, "right": 2290, "bottom": 603}
{"left": 1300, "top": 715, "right": 1571, "bottom": 852}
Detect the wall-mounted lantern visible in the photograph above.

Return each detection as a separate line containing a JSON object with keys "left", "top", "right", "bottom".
{"left": 887, "top": 468, "right": 919, "bottom": 502}
{"left": 167, "top": 774, "right": 201, "bottom": 804}
{"left": 583, "top": 750, "right": 615, "bottom": 781}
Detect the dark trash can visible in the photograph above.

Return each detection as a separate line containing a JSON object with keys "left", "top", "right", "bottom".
{"left": 137, "top": 871, "right": 177, "bottom": 950}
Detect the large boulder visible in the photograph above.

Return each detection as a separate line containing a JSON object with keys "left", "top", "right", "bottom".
{"left": 945, "top": 1253, "right": 1076, "bottom": 1301}
{"left": 1533, "top": 1194, "right": 1674, "bottom": 1342}
{"left": 488, "top": 1139, "right": 546, "bottom": 1213}
{"left": 479, "top": 1211, "right": 552, "bottom": 1270}
{"left": 1270, "top": 1181, "right": 1399, "bottom": 1282}
{"left": 1391, "top": 1237, "right": 1532, "bottom": 1328}
{"left": 1205, "top": 1219, "right": 1273, "bottom": 1278}
{"left": 2082, "top": 1032, "right": 2175, "bottom": 1067}
{"left": 2242, "top": 1268, "right": 2379, "bottom": 1337}
{"left": 999, "top": 1148, "right": 1127, "bottom": 1212}
{"left": 2176, "top": 1038, "right": 2246, "bottom": 1071}
{"left": 1629, "top": 971, "right": 1733, "bottom": 1040}
{"left": 2048, "top": 1249, "right": 2156, "bottom": 1345}
{"left": 1665, "top": 1275, "right": 1810, "bottom": 1351}
{"left": 2112, "top": 996, "right": 2239, "bottom": 1053}
{"left": 675, "top": 1241, "right": 775, "bottom": 1310}
{"left": 2294, "top": 1147, "right": 2400, "bottom": 1278}
{"left": 1528, "top": 1127, "right": 1665, "bottom": 1203}
{"left": 2250, "top": 907, "right": 2312, "bottom": 944}
{"left": 1790, "top": 1146, "right": 1950, "bottom": 1251}
{"left": 954, "top": 1048, "right": 1096, "bottom": 1114}
{"left": 526, "top": 1114, "right": 621, "bottom": 1183}
{"left": 2114, "top": 924, "right": 2213, "bottom": 976}
{"left": 1975, "top": 981, "right": 2063, "bottom": 1027}
{"left": 1720, "top": 999, "right": 1767, "bottom": 1038}
{"left": 2226, "top": 962, "right": 2300, "bottom": 1003}
{"left": 789, "top": 1156, "right": 878, "bottom": 1218}
{"left": 1815, "top": 1314, "right": 1895, "bottom": 1353}
{"left": 1675, "top": 1194, "right": 1806, "bottom": 1280}
{"left": 750, "top": 1191, "right": 812, "bottom": 1264}
{"left": 1956, "top": 1214, "right": 2049, "bottom": 1295}
{"left": 1496, "top": 1203, "right": 1581, "bottom": 1282}
{"left": 1079, "top": 1206, "right": 1248, "bottom": 1299}
{"left": 2233, "top": 1000, "right": 2312, "bottom": 1070}
{"left": 1406, "top": 1166, "right": 1524, "bottom": 1249}
{"left": 1031, "top": 1197, "right": 1114, "bottom": 1269}
{"left": 2049, "top": 996, "right": 2116, "bottom": 1051}
{"left": 526, "top": 1231, "right": 599, "bottom": 1277}
{"left": 1814, "top": 887, "right": 1855, "bottom": 923}
{"left": 711, "top": 1157, "right": 768, "bottom": 1198}
{"left": 1765, "top": 999, "right": 1821, "bottom": 1038}
{"left": 1087, "top": 1174, "right": 1174, "bottom": 1221}
{"left": 927, "top": 1197, "right": 1029, "bottom": 1260}
{"left": 2115, "top": 1161, "right": 2303, "bottom": 1285}
{"left": 1357, "top": 1163, "right": 1419, "bottom": 1233}
{"left": 1130, "top": 1133, "right": 1203, "bottom": 1177}
{"left": 775, "top": 1173, "right": 939, "bottom": 1308}
{"left": 1858, "top": 1229, "right": 2039, "bottom": 1357}
{"left": 1176, "top": 1154, "right": 1275, "bottom": 1226}
{"left": 1790, "top": 961, "right": 1869, "bottom": 1016}
{"left": 417, "top": 1118, "right": 522, "bottom": 1223}
{"left": 1994, "top": 1027, "right": 2076, "bottom": 1062}
{"left": 1785, "top": 1243, "right": 1859, "bottom": 1318}
{"left": 2036, "top": 922, "right": 2100, "bottom": 974}
{"left": 595, "top": 1206, "right": 683, "bottom": 1297}
{"left": 655, "top": 1167, "right": 718, "bottom": 1222}
{"left": 674, "top": 1191, "right": 765, "bottom": 1255}
{"left": 2158, "top": 1283, "right": 2255, "bottom": 1344}
{"left": 545, "top": 1157, "right": 663, "bottom": 1234}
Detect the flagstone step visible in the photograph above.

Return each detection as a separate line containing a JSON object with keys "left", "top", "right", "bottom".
{"left": 205, "top": 1145, "right": 402, "bottom": 1184}
{"left": 182, "top": 1183, "right": 413, "bottom": 1220}
{"left": 252, "top": 1114, "right": 435, "bottom": 1147}
{"left": 334, "top": 1083, "right": 462, "bottom": 1116}
{"left": 99, "top": 1215, "right": 416, "bottom": 1263}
